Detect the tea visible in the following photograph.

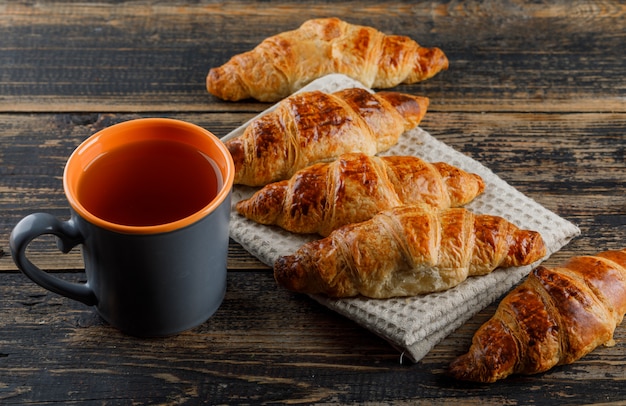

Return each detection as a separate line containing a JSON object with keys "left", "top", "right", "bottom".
{"left": 78, "top": 139, "right": 221, "bottom": 226}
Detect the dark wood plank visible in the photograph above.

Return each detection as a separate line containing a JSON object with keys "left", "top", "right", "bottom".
{"left": 2, "top": 270, "right": 626, "bottom": 404}
{"left": 0, "top": 1, "right": 623, "bottom": 112}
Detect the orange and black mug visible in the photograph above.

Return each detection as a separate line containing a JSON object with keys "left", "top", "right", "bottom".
{"left": 10, "top": 118, "right": 235, "bottom": 336}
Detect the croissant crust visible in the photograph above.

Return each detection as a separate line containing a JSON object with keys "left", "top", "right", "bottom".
{"left": 274, "top": 204, "right": 546, "bottom": 299}
{"left": 236, "top": 153, "right": 485, "bottom": 236}
{"left": 226, "top": 88, "right": 428, "bottom": 186}
{"left": 449, "top": 249, "right": 626, "bottom": 383}
{"left": 207, "top": 17, "right": 448, "bottom": 102}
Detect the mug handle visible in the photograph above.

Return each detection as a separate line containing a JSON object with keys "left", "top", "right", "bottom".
{"left": 9, "top": 213, "right": 97, "bottom": 306}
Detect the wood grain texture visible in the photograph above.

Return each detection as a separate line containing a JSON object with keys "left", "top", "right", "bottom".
{"left": 0, "top": 1, "right": 624, "bottom": 112}
{"left": 3, "top": 271, "right": 626, "bottom": 404}
{"left": 1, "top": 0, "right": 625, "bottom": 403}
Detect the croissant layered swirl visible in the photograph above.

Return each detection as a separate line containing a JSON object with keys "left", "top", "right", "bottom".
{"left": 207, "top": 17, "right": 448, "bottom": 102}
{"left": 226, "top": 88, "right": 429, "bottom": 186}
{"left": 236, "top": 153, "right": 485, "bottom": 236}
{"left": 274, "top": 204, "right": 546, "bottom": 299}
{"left": 449, "top": 249, "right": 626, "bottom": 383}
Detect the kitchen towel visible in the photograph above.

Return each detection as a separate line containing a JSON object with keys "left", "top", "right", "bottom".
{"left": 224, "top": 74, "right": 580, "bottom": 362}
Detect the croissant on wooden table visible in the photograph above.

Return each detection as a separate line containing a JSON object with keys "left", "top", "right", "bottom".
{"left": 448, "top": 249, "right": 626, "bottom": 383}
{"left": 226, "top": 87, "right": 429, "bottom": 186}
{"left": 207, "top": 17, "right": 448, "bottom": 102}
{"left": 237, "top": 152, "right": 485, "bottom": 236}
{"left": 274, "top": 204, "right": 546, "bottom": 299}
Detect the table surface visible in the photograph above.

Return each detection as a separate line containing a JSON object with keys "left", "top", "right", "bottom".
{"left": 1, "top": 1, "right": 625, "bottom": 404}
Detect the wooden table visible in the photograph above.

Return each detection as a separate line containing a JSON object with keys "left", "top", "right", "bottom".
{"left": 1, "top": 1, "right": 624, "bottom": 404}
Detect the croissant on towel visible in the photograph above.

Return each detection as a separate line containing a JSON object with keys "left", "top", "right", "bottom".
{"left": 274, "top": 204, "right": 546, "bottom": 298}
{"left": 448, "top": 249, "right": 626, "bottom": 383}
{"left": 226, "top": 88, "right": 429, "bottom": 186}
{"left": 237, "top": 153, "right": 485, "bottom": 236}
{"left": 207, "top": 17, "right": 448, "bottom": 102}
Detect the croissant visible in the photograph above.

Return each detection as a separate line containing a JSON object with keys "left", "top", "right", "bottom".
{"left": 226, "top": 87, "right": 429, "bottom": 186}
{"left": 448, "top": 249, "right": 626, "bottom": 383}
{"left": 207, "top": 17, "right": 448, "bottom": 102}
{"left": 237, "top": 152, "right": 485, "bottom": 236}
{"left": 274, "top": 204, "right": 546, "bottom": 298}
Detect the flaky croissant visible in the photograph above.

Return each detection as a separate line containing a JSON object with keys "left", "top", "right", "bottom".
{"left": 226, "top": 88, "right": 429, "bottom": 186}
{"left": 207, "top": 17, "right": 448, "bottom": 102}
{"left": 448, "top": 249, "right": 626, "bottom": 383}
{"left": 274, "top": 204, "right": 546, "bottom": 299}
{"left": 237, "top": 152, "right": 485, "bottom": 236}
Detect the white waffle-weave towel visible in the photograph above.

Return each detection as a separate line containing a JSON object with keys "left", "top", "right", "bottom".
{"left": 224, "top": 74, "right": 580, "bottom": 362}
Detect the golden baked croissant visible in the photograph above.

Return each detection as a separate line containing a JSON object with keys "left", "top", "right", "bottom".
{"left": 237, "top": 152, "right": 485, "bottom": 236}
{"left": 448, "top": 249, "right": 626, "bottom": 383}
{"left": 274, "top": 204, "right": 546, "bottom": 298}
{"left": 226, "top": 87, "right": 429, "bottom": 186}
{"left": 207, "top": 17, "right": 448, "bottom": 102}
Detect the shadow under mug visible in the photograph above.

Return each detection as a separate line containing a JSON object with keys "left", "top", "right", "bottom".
{"left": 9, "top": 118, "right": 235, "bottom": 337}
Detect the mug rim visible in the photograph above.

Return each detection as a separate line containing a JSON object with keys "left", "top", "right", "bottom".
{"left": 63, "top": 118, "right": 235, "bottom": 235}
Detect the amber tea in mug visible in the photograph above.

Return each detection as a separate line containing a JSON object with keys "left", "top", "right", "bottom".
{"left": 78, "top": 139, "right": 222, "bottom": 227}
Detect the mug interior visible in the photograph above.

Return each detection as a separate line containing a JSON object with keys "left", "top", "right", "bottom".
{"left": 64, "top": 118, "right": 235, "bottom": 234}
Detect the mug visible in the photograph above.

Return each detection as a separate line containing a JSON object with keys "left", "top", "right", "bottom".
{"left": 10, "top": 118, "right": 235, "bottom": 337}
